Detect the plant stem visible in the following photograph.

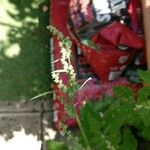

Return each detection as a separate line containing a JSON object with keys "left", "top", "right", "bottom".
{"left": 75, "top": 112, "right": 92, "bottom": 150}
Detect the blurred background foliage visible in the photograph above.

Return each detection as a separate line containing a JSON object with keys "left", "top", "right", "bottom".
{"left": 0, "top": 0, "right": 51, "bottom": 100}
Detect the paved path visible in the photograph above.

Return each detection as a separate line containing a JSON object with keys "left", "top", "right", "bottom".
{"left": 0, "top": 100, "right": 56, "bottom": 150}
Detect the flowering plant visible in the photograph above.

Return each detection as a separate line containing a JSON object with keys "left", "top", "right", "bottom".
{"left": 47, "top": 25, "right": 150, "bottom": 150}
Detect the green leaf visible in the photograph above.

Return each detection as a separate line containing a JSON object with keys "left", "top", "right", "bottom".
{"left": 103, "top": 103, "right": 133, "bottom": 134}
{"left": 81, "top": 102, "right": 101, "bottom": 130}
{"left": 140, "top": 126, "right": 150, "bottom": 140}
{"left": 138, "top": 107, "right": 150, "bottom": 127}
{"left": 119, "top": 127, "right": 137, "bottom": 150}
{"left": 104, "top": 110, "right": 123, "bottom": 133}
{"left": 80, "top": 102, "right": 102, "bottom": 148}
{"left": 47, "top": 140, "right": 69, "bottom": 150}
{"left": 128, "top": 111, "right": 141, "bottom": 127}
{"left": 137, "top": 86, "right": 150, "bottom": 101}
{"left": 93, "top": 96, "right": 114, "bottom": 112}
{"left": 113, "top": 86, "right": 134, "bottom": 102}
{"left": 28, "top": 91, "right": 53, "bottom": 101}
{"left": 81, "top": 102, "right": 100, "bottom": 129}
{"left": 138, "top": 70, "right": 150, "bottom": 84}
{"left": 108, "top": 130, "right": 121, "bottom": 147}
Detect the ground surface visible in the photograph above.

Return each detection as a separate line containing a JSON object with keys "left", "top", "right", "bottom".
{"left": 0, "top": 0, "right": 51, "bottom": 101}
{"left": 0, "top": 100, "right": 56, "bottom": 150}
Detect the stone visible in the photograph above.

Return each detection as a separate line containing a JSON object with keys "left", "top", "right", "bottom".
{"left": 0, "top": 101, "right": 42, "bottom": 112}
{"left": 0, "top": 113, "right": 42, "bottom": 150}
{"left": 42, "top": 99, "right": 52, "bottom": 112}
{"left": 42, "top": 112, "right": 57, "bottom": 150}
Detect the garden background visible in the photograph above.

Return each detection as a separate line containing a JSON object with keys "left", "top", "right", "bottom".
{"left": 0, "top": 0, "right": 51, "bottom": 101}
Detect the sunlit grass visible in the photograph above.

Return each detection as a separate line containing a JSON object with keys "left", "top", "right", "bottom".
{"left": 4, "top": 44, "right": 21, "bottom": 58}
{"left": 0, "top": 1, "right": 21, "bottom": 26}
{"left": 0, "top": 0, "right": 50, "bottom": 101}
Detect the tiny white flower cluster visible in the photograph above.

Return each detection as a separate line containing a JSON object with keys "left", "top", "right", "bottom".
{"left": 48, "top": 25, "right": 92, "bottom": 150}
{"left": 47, "top": 25, "right": 77, "bottom": 92}
{"left": 51, "top": 71, "right": 64, "bottom": 89}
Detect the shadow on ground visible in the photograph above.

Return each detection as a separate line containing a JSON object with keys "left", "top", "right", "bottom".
{"left": 0, "top": 0, "right": 51, "bottom": 101}
{"left": 0, "top": 100, "right": 56, "bottom": 150}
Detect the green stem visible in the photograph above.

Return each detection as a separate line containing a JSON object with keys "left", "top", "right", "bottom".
{"left": 75, "top": 112, "right": 92, "bottom": 150}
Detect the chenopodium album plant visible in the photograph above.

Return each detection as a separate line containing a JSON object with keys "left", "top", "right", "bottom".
{"left": 47, "top": 25, "right": 89, "bottom": 150}
{"left": 47, "top": 25, "right": 150, "bottom": 150}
